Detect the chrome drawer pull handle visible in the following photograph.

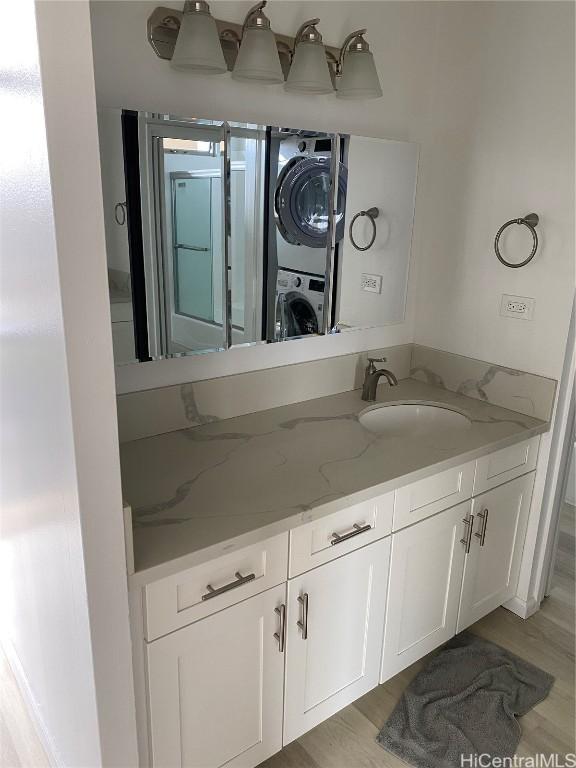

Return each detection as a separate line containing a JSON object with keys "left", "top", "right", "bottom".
{"left": 330, "top": 522, "right": 372, "bottom": 546}
{"left": 274, "top": 604, "right": 286, "bottom": 653}
{"left": 460, "top": 515, "right": 474, "bottom": 554}
{"left": 474, "top": 508, "right": 489, "bottom": 547}
{"left": 201, "top": 571, "right": 256, "bottom": 601}
{"left": 297, "top": 593, "right": 309, "bottom": 640}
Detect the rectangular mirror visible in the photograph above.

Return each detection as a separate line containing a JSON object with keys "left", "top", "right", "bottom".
{"left": 337, "top": 135, "right": 419, "bottom": 329}
{"left": 97, "top": 109, "right": 418, "bottom": 365}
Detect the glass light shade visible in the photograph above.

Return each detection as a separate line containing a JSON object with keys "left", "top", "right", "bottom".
{"left": 336, "top": 50, "right": 382, "bottom": 100}
{"left": 232, "top": 27, "right": 284, "bottom": 84}
{"left": 171, "top": 11, "right": 227, "bottom": 73}
{"left": 285, "top": 41, "right": 334, "bottom": 95}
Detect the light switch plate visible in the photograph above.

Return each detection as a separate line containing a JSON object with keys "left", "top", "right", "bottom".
{"left": 500, "top": 294, "right": 535, "bottom": 320}
{"left": 361, "top": 273, "right": 383, "bottom": 294}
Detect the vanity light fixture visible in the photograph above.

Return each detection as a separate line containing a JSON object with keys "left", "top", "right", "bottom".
{"left": 336, "top": 30, "right": 382, "bottom": 100}
{"left": 170, "top": 1, "right": 227, "bottom": 74}
{"left": 285, "top": 19, "right": 334, "bottom": 95}
{"left": 148, "top": 6, "right": 383, "bottom": 99}
{"left": 231, "top": 1, "right": 284, "bottom": 85}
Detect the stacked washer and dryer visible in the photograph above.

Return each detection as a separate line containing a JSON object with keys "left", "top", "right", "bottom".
{"left": 266, "top": 130, "right": 348, "bottom": 341}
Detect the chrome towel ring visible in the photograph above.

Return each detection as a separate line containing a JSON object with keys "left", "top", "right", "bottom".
{"left": 349, "top": 206, "right": 379, "bottom": 251}
{"left": 115, "top": 201, "right": 127, "bottom": 226}
{"left": 494, "top": 212, "right": 539, "bottom": 268}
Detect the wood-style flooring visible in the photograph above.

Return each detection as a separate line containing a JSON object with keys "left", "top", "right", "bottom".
{"left": 1, "top": 505, "right": 574, "bottom": 768}
{"left": 0, "top": 652, "right": 50, "bottom": 768}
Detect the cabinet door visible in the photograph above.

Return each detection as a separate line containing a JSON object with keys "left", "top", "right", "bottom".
{"left": 381, "top": 501, "right": 470, "bottom": 682}
{"left": 147, "top": 584, "right": 286, "bottom": 768}
{"left": 457, "top": 473, "right": 534, "bottom": 632}
{"left": 283, "top": 537, "right": 390, "bottom": 744}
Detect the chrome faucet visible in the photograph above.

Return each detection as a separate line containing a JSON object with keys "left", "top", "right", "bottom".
{"left": 361, "top": 357, "right": 398, "bottom": 401}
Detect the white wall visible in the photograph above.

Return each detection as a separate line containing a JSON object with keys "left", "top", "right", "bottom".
{"left": 413, "top": 1, "right": 575, "bottom": 380}
{"left": 338, "top": 136, "right": 419, "bottom": 328}
{"left": 89, "top": 0, "right": 440, "bottom": 393}
{"left": 0, "top": 2, "right": 137, "bottom": 766}
{"left": 407, "top": 2, "right": 574, "bottom": 616}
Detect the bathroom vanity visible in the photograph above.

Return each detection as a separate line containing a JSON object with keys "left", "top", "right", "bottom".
{"left": 121, "top": 374, "right": 548, "bottom": 768}
{"left": 94, "top": 65, "right": 556, "bottom": 768}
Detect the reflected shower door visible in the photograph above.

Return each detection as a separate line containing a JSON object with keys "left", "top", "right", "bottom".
{"left": 139, "top": 118, "right": 266, "bottom": 358}
{"left": 173, "top": 177, "right": 214, "bottom": 323}
{"left": 147, "top": 121, "right": 226, "bottom": 356}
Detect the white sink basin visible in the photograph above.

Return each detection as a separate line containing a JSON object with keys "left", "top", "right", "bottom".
{"left": 359, "top": 401, "right": 472, "bottom": 436}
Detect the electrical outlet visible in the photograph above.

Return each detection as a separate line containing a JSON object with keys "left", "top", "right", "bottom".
{"left": 361, "top": 273, "right": 383, "bottom": 294}
{"left": 500, "top": 294, "right": 535, "bottom": 320}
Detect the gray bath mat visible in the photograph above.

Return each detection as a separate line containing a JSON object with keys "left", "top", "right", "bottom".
{"left": 377, "top": 632, "right": 554, "bottom": 768}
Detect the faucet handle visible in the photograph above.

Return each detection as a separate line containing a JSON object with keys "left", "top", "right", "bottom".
{"left": 366, "top": 356, "right": 387, "bottom": 374}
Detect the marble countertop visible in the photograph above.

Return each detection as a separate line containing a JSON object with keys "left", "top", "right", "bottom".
{"left": 121, "top": 379, "right": 548, "bottom": 584}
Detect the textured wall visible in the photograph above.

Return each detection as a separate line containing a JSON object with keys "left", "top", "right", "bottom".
{"left": 0, "top": 1, "right": 138, "bottom": 765}
{"left": 0, "top": 2, "right": 102, "bottom": 764}
{"left": 413, "top": 1, "right": 574, "bottom": 379}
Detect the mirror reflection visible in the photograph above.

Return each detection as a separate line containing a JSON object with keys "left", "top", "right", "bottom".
{"left": 267, "top": 127, "right": 343, "bottom": 345}
{"left": 97, "top": 109, "right": 418, "bottom": 365}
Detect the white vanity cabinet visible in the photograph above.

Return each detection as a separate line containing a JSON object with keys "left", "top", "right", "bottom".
{"left": 382, "top": 438, "right": 538, "bottom": 682}
{"left": 146, "top": 584, "right": 286, "bottom": 768}
{"left": 283, "top": 537, "right": 390, "bottom": 744}
{"left": 135, "top": 436, "right": 540, "bottom": 768}
{"left": 457, "top": 472, "right": 535, "bottom": 631}
{"left": 142, "top": 532, "right": 391, "bottom": 767}
{"left": 381, "top": 500, "right": 470, "bottom": 680}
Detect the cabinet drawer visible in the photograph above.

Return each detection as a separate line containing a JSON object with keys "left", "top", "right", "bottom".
{"left": 393, "top": 462, "right": 475, "bottom": 531}
{"left": 289, "top": 493, "right": 393, "bottom": 577}
{"left": 474, "top": 437, "right": 539, "bottom": 495}
{"left": 144, "top": 533, "right": 289, "bottom": 641}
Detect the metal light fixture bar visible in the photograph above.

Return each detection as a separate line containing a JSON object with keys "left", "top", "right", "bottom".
{"left": 147, "top": 5, "right": 340, "bottom": 75}
{"left": 337, "top": 29, "right": 369, "bottom": 75}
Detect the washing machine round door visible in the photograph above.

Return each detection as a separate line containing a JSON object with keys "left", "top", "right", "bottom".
{"left": 276, "top": 291, "right": 320, "bottom": 338}
{"left": 275, "top": 156, "right": 348, "bottom": 248}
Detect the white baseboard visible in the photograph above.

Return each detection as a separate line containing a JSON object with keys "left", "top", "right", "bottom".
{"left": 1, "top": 636, "right": 62, "bottom": 768}
{"left": 503, "top": 595, "right": 540, "bottom": 619}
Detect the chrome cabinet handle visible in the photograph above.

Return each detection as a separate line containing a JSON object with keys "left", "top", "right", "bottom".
{"left": 331, "top": 522, "right": 372, "bottom": 546}
{"left": 274, "top": 604, "right": 286, "bottom": 652}
{"left": 297, "top": 593, "right": 309, "bottom": 640}
{"left": 460, "top": 514, "right": 474, "bottom": 554}
{"left": 201, "top": 571, "right": 256, "bottom": 601}
{"left": 475, "top": 508, "right": 489, "bottom": 547}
